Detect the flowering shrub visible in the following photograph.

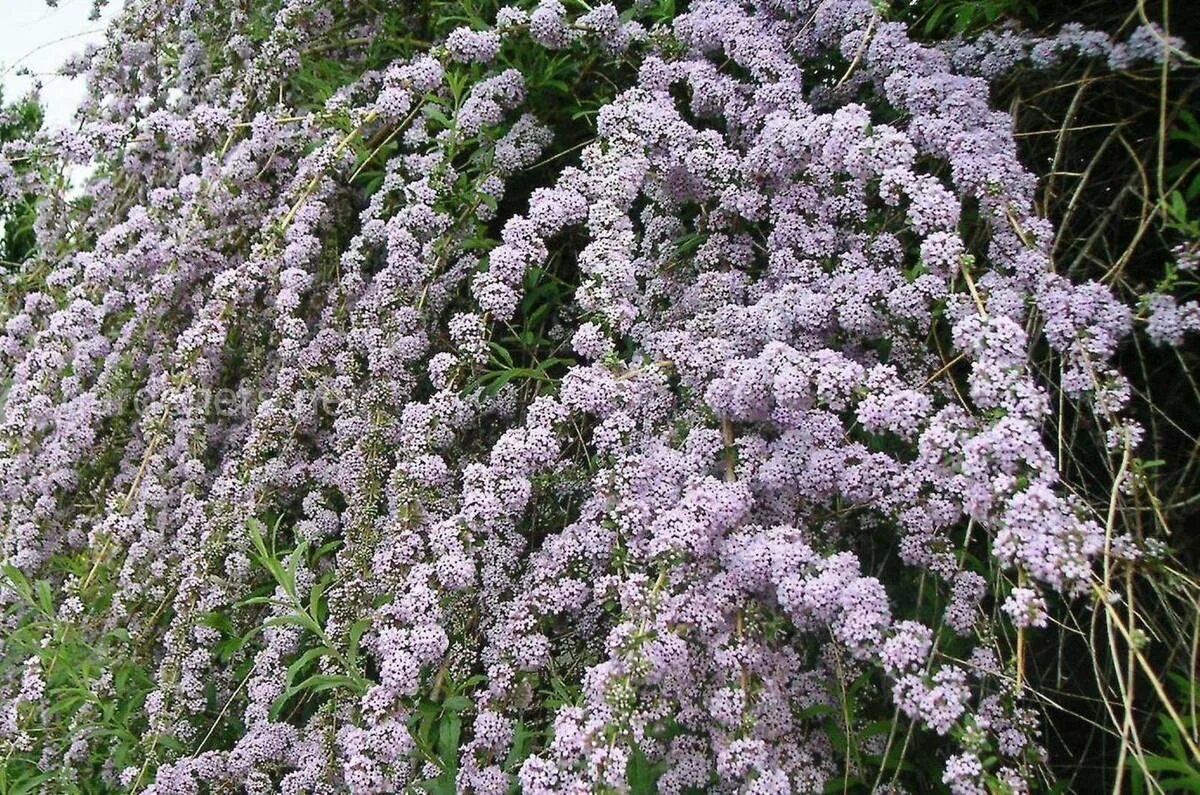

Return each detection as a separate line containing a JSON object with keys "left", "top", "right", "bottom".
{"left": 0, "top": 0, "right": 1197, "bottom": 792}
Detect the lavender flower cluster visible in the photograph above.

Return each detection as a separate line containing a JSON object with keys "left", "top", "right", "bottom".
{"left": 0, "top": 0, "right": 1186, "bottom": 792}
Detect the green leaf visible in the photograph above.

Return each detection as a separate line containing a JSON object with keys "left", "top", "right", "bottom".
{"left": 1187, "top": 171, "right": 1200, "bottom": 203}
{"left": 348, "top": 617, "right": 372, "bottom": 668}
{"left": 526, "top": 300, "right": 554, "bottom": 328}
{"left": 264, "top": 613, "right": 320, "bottom": 634}
{"left": 483, "top": 369, "right": 519, "bottom": 395}
{"left": 199, "top": 612, "right": 233, "bottom": 634}
{"left": 11, "top": 770, "right": 57, "bottom": 795}
{"left": 2, "top": 564, "right": 33, "bottom": 602}
{"left": 272, "top": 646, "right": 339, "bottom": 719}
{"left": 925, "top": 4, "right": 949, "bottom": 34}
{"left": 235, "top": 594, "right": 276, "bottom": 608}
{"left": 285, "top": 541, "right": 309, "bottom": 594}
{"left": 106, "top": 626, "right": 132, "bottom": 643}
{"left": 441, "top": 694, "right": 470, "bottom": 713}
{"left": 294, "top": 672, "right": 362, "bottom": 694}
{"left": 421, "top": 773, "right": 456, "bottom": 795}
{"left": 288, "top": 645, "right": 337, "bottom": 684}
{"left": 424, "top": 104, "right": 453, "bottom": 128}
{"left": 1167, "top": 191, "right": 1189, "bottom": 224}
{"left": 438, "top": 713, "right": 462, "bottom": 777}
{"left": 627, "top": 745, "right": 660, "bottom": 794}
{"left": 308, "top": 573, "right": 328, "bottom": 622}
{"left": 487, "top": 341, "right": 514, "bottom": 367}
{"left": 506, "top": 721, "right": 533, "bottom": 768}
{"left": 35, "top": 580, "right": 54, "bottom": 615}
{"left": 315, "top": 538, "right": 343, "bottom": 559}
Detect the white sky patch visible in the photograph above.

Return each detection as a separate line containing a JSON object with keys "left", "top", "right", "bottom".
{"left": 0, "top": 0, "right": 124, "bottom": 129}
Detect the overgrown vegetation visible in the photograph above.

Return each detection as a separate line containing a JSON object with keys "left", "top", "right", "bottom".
{"left": 0, "top": 0, "right": 1196, "bottom": 792}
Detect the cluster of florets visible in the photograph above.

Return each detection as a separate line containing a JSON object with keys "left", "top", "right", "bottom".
{"left": 946, "top": 19, "right": 1185, "bottom": 77}
{"left": 0, "top": 0, "right": 1183, "bottom": 792}
{"left": 1145, "top": 292, "right": 1200, "bottom": 346}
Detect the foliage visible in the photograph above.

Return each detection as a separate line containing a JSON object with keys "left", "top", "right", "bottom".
{"left": 0, "top": 89, "right": 41, "bottom": 270}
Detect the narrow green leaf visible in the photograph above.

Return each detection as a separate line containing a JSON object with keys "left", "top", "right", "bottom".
{"left": 2, "top": 564, "right": 33, "bottom": 602}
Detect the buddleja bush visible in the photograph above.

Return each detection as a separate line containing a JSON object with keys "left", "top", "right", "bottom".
{"left": 0, "top": 0, "right": 1196, "bottom": 792}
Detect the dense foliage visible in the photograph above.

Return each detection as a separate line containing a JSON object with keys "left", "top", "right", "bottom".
{"left": 0, "top": 0, "right": 1197, "bottom": 792}
{"left": 0, "top": 89, "right": 42, "bottom": 273}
